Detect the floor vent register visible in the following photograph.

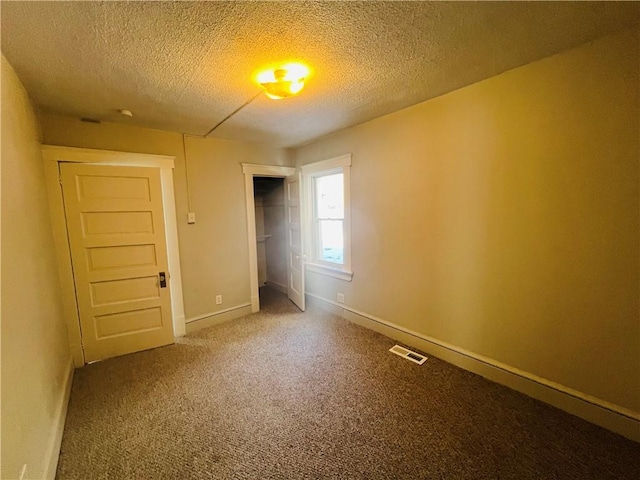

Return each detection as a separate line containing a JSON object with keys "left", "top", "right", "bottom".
{"left": 389, "top": 345, "right": 428, "bottom": 365}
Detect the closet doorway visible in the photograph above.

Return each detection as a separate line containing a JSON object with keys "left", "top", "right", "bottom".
{"left": 241, "top": 164, "right": 297, "bottom": 312}
{"left": 253, "top": 177, "right": 287, "bottom": 296}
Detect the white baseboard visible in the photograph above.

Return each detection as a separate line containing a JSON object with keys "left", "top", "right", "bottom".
{"left": 43, "top": 356, "right": 74, "bottom": 480}
{"left": 185, "top": 303, "right": 252, "bottom": 333}
{"left": 306, "top": 293, "right": 640, "bottom": 442}
{"left": 265, "top": 280, "right": 287, "bottom": 295}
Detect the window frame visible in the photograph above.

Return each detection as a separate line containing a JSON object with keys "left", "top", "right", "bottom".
{"left": 301, "top": 154, "right": 353, "bottom": 281}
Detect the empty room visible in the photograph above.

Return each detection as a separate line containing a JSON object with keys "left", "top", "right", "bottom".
{"left": 1, "top": 1, "right": 639, "bottom": 479}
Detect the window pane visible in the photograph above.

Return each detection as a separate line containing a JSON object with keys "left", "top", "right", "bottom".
{"left": 316, "top": 173, "right": 343, "bottom": 219}
{"left": 319, "top": 220, "right": 343, "bottom": 264}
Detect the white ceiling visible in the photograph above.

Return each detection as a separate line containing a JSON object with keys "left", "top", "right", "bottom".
{"left": 2, "top": 1, "right": 639, "bottom": 147}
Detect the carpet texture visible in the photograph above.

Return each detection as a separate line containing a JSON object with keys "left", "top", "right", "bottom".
{"left": 56, "top": 287, "right": 640, "bottom": 479}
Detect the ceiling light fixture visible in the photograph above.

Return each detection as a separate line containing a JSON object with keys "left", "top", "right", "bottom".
{"left": 257, "top": 63, "right": 309, "bottom": 100}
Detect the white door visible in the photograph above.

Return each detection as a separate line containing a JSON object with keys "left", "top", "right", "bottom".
{"left": 285, "top": 173, "right": 305, "bottom": 311}
{"left": 60, "top": 163, "right": 174, "bottom": 362}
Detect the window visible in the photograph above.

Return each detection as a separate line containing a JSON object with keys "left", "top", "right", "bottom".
{"left": 301, "top": 154, "right": 352, "bottom": 281}
{"left": 315, "top": 172, "right": 344, "bottom": 264}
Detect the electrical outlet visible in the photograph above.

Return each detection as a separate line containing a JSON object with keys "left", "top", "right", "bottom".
{"left": 215, "top": 294, "right": 223, "bottom": 305}
{"left": 337, "top": 293, "right": 345, "bottom": 303}
{"left": 18, "top": 464, "right": 27, "bottom": 480}
{"left": 187, "top": 212, "right": 196, "bottom": 224}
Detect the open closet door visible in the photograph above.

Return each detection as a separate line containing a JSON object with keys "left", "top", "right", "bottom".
{"left": 285, "top": 173, "right": 305, "bottom": 311}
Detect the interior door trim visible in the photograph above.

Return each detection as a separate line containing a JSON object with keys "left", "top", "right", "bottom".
{"left": 42, "top": 145, "right": 186, "bottom": 367}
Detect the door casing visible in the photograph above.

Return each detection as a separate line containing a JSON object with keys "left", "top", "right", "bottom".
{"left": 42, "top": 145, "right": 186, "bottom": 367}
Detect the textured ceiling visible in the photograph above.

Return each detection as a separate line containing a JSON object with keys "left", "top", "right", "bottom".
{"left": 2, "top": 1, "right": 639, "bottom": 147}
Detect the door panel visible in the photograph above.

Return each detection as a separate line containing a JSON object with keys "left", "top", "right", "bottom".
{"left": 77, "top": 174, "right": 151, "bottom": 200}
{"left": 82, "top": 211, "right": 155, "bottom": 236}
{"left": 87, "top": 244, "right": 158, "bottom": 271}
{"left": 285, "top": 173, "right": 305, "bottom": 311}
{"left": 94, "top": 307, "right": 163, "bottom": 338}
{"left": 60, "top": 163, "right": 174, "bottom": 362}
{"left": 90, "top": 276, "right": 160, "bottom": 306}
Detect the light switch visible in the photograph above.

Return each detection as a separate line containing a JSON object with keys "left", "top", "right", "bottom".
{"left": 187, "top": 212, "right": 196, "bottom": 224}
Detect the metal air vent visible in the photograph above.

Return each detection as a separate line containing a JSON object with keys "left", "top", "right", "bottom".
{"left": 389, "top": 345, "right": 427, "bottom": 365}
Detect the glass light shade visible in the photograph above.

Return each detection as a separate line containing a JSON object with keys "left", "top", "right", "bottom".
{"left": 258, "top": 65, "right": 308, "bottom": 99}
{"left": 260, "top": 79, "right": 305, "bottom": 99}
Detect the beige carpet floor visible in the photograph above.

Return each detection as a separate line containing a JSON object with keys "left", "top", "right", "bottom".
{"left": 57, "top": 287, "right": 640, "bottom": 479}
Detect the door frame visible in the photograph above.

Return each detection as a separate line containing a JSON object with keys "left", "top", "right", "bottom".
{"left": 42, "top": 145, "right": 186, "bottom": 367}
{"left": 241, "top": 163, "right": 296, "bottom": 312}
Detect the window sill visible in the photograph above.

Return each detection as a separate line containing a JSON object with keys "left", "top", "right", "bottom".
{"left": 305, "top": 262, "right": 353, "bottom": 282}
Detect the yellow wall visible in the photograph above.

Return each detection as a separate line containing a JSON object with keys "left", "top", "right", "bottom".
{"left": 1, "top": 56, "right": 72, "bottom": 479}
{"left": 294, "top": 27, "right": 639, "bottom": 413}
{"left": 39, "top": 114, "right": 292, "bottom": 321}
